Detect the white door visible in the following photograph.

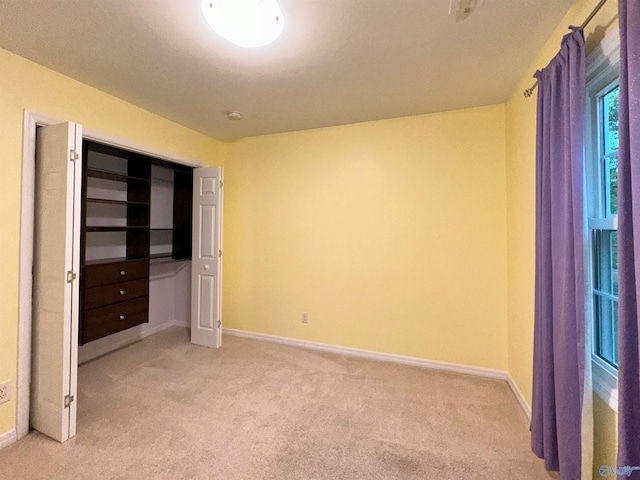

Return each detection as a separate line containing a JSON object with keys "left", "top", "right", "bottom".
{"left": 31, "top": 122, "right": 82, "bottom": 442}
{"left": 191, "top": 167, "right": 223, "bottom": 348}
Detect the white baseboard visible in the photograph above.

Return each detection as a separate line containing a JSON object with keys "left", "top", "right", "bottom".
{"left": 222, "top": 328, "right": 509, "bottom": 381}
{"left": 507, "top": 375, "right": 532, "bottom": 421}
{"left": 79, "top": 320, "right": 189, "bottom": 364}
{"left": 0, "top": 429, "right": 17, "bottom": 450}
{"left": 222, "top": 328, "right": 538, "bottom": 419}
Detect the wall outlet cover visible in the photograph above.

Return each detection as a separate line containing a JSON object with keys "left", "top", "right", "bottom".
{"left": 0, "top": 380, "right": 11, "bottom": 405}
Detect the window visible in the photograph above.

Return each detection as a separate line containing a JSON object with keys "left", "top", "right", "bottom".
{"left": 591, "top": 85, "right": 619, "bottom": 369}
{"left": 585, "top": 28, "right": 620, "bottom": 410}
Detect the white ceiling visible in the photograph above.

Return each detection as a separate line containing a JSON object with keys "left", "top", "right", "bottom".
{"left": 0, "top": 0, "right": 573, "bottom": 140}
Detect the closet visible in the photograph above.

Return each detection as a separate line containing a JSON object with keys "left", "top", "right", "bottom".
{"left": 31, "top": 122, "right": 223, "bottom": 443}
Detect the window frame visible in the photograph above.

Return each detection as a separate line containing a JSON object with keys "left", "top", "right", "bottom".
{"left": 585, "top": 27, "right": 620, "bottom": 411}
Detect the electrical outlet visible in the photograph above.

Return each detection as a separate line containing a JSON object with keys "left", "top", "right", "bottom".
{"left": 0, "top": 380, "right": 11, "bottom": 405}
{"left": 302, "top": 312, "right": 308, "bottom": 324}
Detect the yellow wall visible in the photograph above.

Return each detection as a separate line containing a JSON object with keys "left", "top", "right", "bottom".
{"left": 593, "top": 393, "right": 618, "bottom": 477}
{"left": 221, "top": 105, "right": 508, "bottom": 370}
{"left": 504, "top": 0, "right": 619, "bottom": 471}
{"left": 0, "top": 47, "right": 223, "bottom": 436}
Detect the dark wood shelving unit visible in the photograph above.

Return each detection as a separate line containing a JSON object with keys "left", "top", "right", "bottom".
{"left": 79, "top": 141, "right": 195, "bottom": 346}
{"left": 80, "top": 140, "right": 152, "bottom": 345}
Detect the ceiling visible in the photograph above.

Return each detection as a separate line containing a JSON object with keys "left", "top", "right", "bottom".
{"left": 0, "top": 0, "right": 573, "bottom": 140}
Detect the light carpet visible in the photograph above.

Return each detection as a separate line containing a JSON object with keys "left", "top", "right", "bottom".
{"left": 0, "top": 327, "right": 552, "bottom": 479}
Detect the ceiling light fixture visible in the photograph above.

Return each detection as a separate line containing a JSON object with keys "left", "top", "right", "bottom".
{"left": 201, "top": 0, "right": 285, "bottom": 48}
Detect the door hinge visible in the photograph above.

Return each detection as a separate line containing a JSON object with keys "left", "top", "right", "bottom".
{"left": 66, "top": 271, "right": 77, "bottom": 283}
{"left": 64, "top": 394, "right": 74, "bottom": 408}
{"left": 218, "top": 320, "right": 221, "bottom": 328}
{"left": 69, "top": 149, "right": 79, "bottom": 162}
{"left": 220, "top": 180, "right": 223, "bottom": 188}
{"left": 218, "top": 249, "right": 222, "bottom": 258}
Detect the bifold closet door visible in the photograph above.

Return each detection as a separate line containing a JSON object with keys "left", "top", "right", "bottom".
{"left": 32, "top": 122, "right": 82, "bottom": 442}
{"left": 191, "top": 167, "right": 223, "bottom": 348}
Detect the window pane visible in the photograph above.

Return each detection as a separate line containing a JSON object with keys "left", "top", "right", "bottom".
{"left": 593, "top": 228, "right": 619, "bottom": 367}
{"left": 593, "top": 230, "right": 618, "bottom": 296}
{"left": 602, "top": 86, "right": 619, "bottom": 216}
{"left": 613, "top": 300, "right": 618, "bottom": 366}
{"left": 606, "top": 155, "right": 618, "bottom": 215}
{"left": 603, "top": 86, "right": 619, "bottom": 154}
{"left": 594, "top": 294, "right": 618, "bottom": 367}
{"left": 611, "top": 231, "right": 618, "bottom": 296}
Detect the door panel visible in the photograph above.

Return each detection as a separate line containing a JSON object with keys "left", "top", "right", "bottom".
{"left": 32, "top": 122, "right": 82, "bottom": 442}
{"left": 199, "top": 205, "right": 216, "bottom": 259}
{"left": 197, "top": 275, "right": 216, "bottom": 329}
{"left": 191, "top": 167, "right": 223, "bottom": 348}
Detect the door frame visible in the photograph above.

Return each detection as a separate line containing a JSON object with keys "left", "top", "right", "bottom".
{"left": 17, "top": 110, "right": 205, "bottom": 440}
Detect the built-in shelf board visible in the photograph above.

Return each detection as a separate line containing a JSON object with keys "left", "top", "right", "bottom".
{"left": 150, "top": 253, "right": 173, "bottom": 259}
{"left": 86, "top": 168, "right": 150, "bottom": 183}
{"left": 85, "top": 225, "right": 149, "bottom": 232}
{"left": 84, "top": 256, "right": 129, "bottom": 266}
{"left": 86, "top": 198, "right": 149, "bottom": 206}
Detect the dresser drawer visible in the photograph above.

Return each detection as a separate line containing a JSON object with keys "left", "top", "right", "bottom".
{"left": 82, "top": 296, "right": 149, "bottom": 343}
{"left": 83, "top": 259, "right": 149, "bottom": 288}
{"left": 84, "top": 279, "right": 149, "bottom": 310}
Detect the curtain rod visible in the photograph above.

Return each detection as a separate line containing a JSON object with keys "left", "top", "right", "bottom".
{"left": 522, "top": 0, "right": 609, "bottom": 98}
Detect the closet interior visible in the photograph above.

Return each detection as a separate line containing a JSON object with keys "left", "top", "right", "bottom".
{"left": 79, "top": 140, "right": 193, "bottom": 348}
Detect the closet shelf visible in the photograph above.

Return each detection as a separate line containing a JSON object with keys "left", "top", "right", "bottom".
{"left": 86, "top": 198, "right": 150, "bottom": 206}
{"left": 87, "top": 168, "right": 150, "bottom": 183}
{"left": 84, "top": 256, "right": 129, "bottom": 266}
{"left": 85, "top": 225, "right": 149, "bottom": 232}
{"left": 150, "top": 253, "right": 173, "bottom": 259}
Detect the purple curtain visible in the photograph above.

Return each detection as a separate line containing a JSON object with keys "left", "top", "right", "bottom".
{"left": 531, "top": 28, "right": 586, "bottom": 480}
{"left": 617, "top": 0, "right": 640, "bottom": 473}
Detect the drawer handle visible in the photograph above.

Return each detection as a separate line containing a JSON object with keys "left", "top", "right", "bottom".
{"left": 120, "top": 270, "right": 126, "bottom": 276}
{"left": 119, "top": 290, "right": 125, "bottom": 295}
{"left": 119, "top": 315, "right": 125, "bottom": 320}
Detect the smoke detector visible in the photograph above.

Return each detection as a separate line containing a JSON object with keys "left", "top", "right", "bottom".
{"left": 227, "top": 111, "right": 242, "bottom": 121}
{"left": 449, "top": 0, "right": 484, "bottom": 22}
